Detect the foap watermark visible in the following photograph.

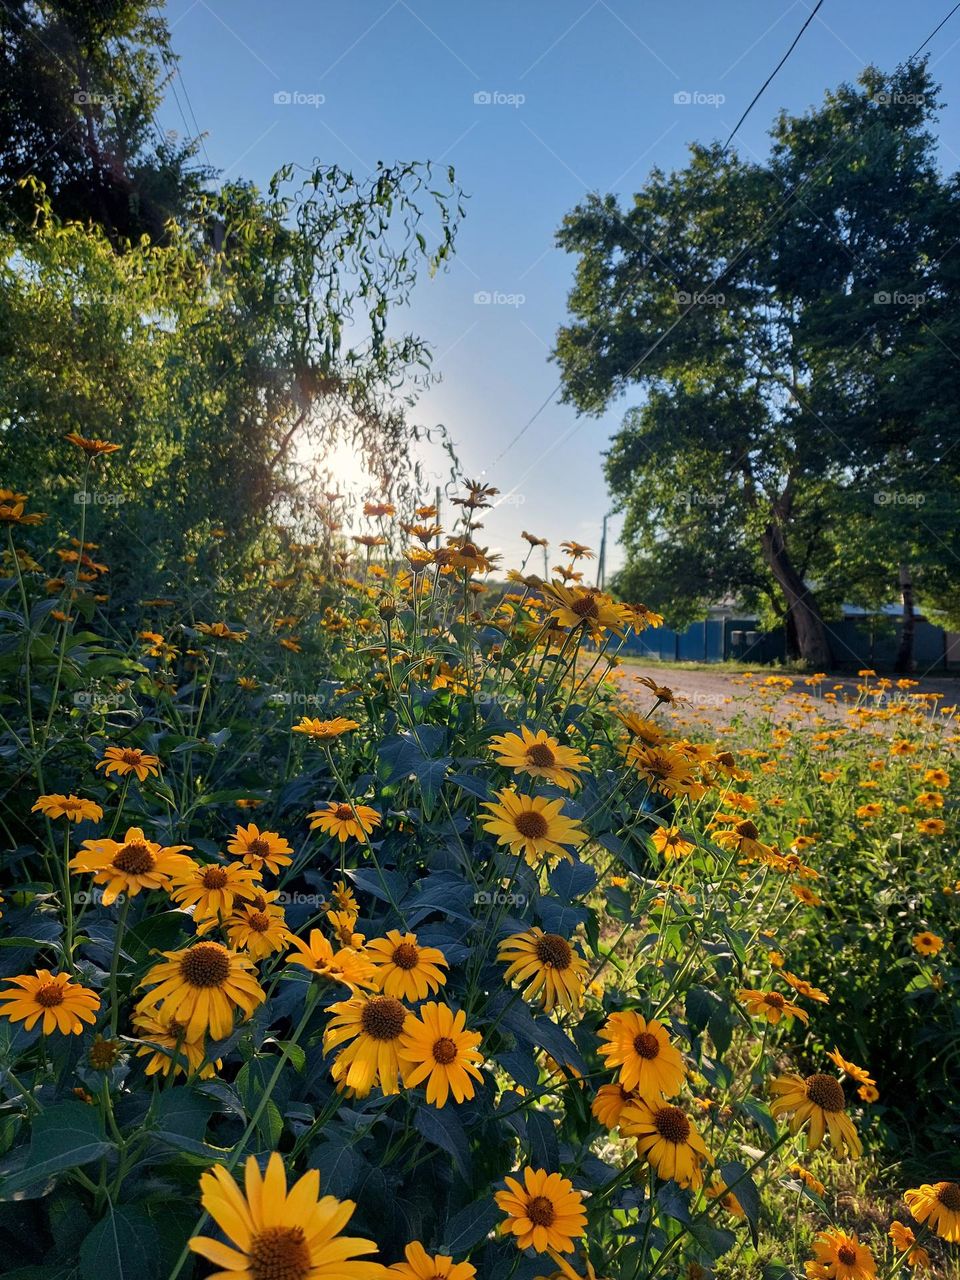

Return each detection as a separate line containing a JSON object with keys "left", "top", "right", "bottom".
{"left": 874, "top": 491, "right": 925, "bottom": 507}
{"left": 474, "top": 890, "right": 526, "bottom": 907}
{"left": 75, "top": 490, "right": 125, "bottom": 506}
{"left": 73, "top": 690, "right": 124, "bottom": 708}
{"left": 473, "top": 90, "right": 525, "bottom": 108}
{"left": 683, "top": 490, "right": 724, "bottom": 511}
{"left": 674, "top": 90, "right": 725, "bottom": 108}
{"left": 75, "top": 888, "right": 125, "bottom": 906}
{"left": 74, "top": 91, "right": 123, "bottom": 106}
{"left": 268, "top": 690, "right": 326, "bottom": 707}
{"left": 676, "top": 290, "right": 725, "bottom": 307}
{"left": 474, "top": 290, "right": 526, "bottom": 307}
{"left": 873, "top": 91, "right": 926, "bottom": 106}
{"left": 873, "top": 290, "right": 925, "bottom": 306}
{"left": 273, "top": 90, "right": 325, "bottom": 107}
{"left": 274, "top": 891, "right": 326, "bottom": 907}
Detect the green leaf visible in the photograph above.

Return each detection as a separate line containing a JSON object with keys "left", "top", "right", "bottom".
{"left": 0, "top": 1103, "right": 114, "bottom": 1195}
{"left": 720, "top": 1159, "right": 761, "bottom": 1246}
{"left": 79, "top": 1204, "right": 160, "bottom": 1280}
{"left": 414, "top": 1105, "right": 470, "bottom": 1181}
{"left": 439, "top": 1197, "right": 500, "bottom": 1253}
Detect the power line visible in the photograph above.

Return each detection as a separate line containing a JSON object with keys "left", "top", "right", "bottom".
{"left": 721, "top": 0, "right": 825, "bottom": 153}
{"left": 909, "top": 0, "right": 960, "bottom": 60}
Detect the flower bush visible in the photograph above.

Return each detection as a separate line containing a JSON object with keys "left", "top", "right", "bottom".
{"left": 0, "top": 443, "right": 956, "bottom": 1279}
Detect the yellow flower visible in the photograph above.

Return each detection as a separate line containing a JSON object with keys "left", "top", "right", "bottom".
{"left": 32, "top": 793, "right": 103, "bottom": 823}
{"left": 781, "top": 972, "right": 830, "bottom": 1003}
{"left": 292, "top": 716, "right": 359, "bottom": 741}
{"left": 388, "top": 1241, "right": 475, "bottom": 1279}
{"left": 70, "top": 827, "right": 194, "bottom": 906}
{"left": 196, "top": 620, "right": 247, "bottom": 642}
{"left": 495, "top": 1167, "right": 587, "bottom": 1254}
{"left": 769, "top": 1072, "right": 861, "bottom": 1158}
{"left": 626, "top": 745, "right": 696, "bottom": 799}
{"left": 225, "top": 901, "right": 290, "bottom": 959}
{"left": 904, "top": 1181, "right": 960, "bottom": 1242}
{"left": 544, "top": 582, "right": 628, "bottom": 638}
{"left": 788, "top": 1164, "right": 825, "bottom": 1197}
{"left": 825, "top": 1048, "right": 875, "bottom": 1088}
{"left": 916, "top": 817, "right": 946, "bottom": 836}
{"left": 138, "top": 942, "right": 265, "bottom": 1041}
{"left": 188, "top": 1152, "right": 383, "bottom": 1279}
{"left": 650, "top": 826, "right": 695, "bottom": 859}
{"left": 286, "top": 931, "right": 377, "bottom": 991}
{"left": 366, "top": 931, "right": 448, "bottom": 1001}
{"left": 96, "top": 745, "right": 161, "bottom": 781}
{"left": 596, "top": 1012, "right": 685, "bottom": 1098}
{"left": 888, "top": 1221, "right": 931, "bottom": 1268}
{"left": 738, "top": 988, "right": 809, "bottom": 1026}
{"left": 488, "top": 726, "right": 589, "bottom": 791}
{"left": 497, "top": 929, "right": 588, "bottom": 1014}
{"left": 64, "top": 432, "right": 121, "bottom": 456}
{"left": 323, "top": 993, "right": 410, "bottom": 1097}
{"left": 397, "top": 1002, "right": 484, "bottom": 1106}
{"left": 131, "top": 1007, "right": 218, "bottom": 1079}
{"left": 0, "top": 970, "right": 100, "bottom": 1035}
{"left": 912, "top": 931, "right": 944, "bottom": 956}
{"left": 227, "top": 824, "right": 293, "bottom": 875}
{"left": 327, "top": 909, "right": 364, "bottom": 948}
{"left": 705, "top": 1175, "right": 745, "bottom": 1218}
{"left": 308, "top": 802, "right": 381, "bottom": 844}
{"left": 621, "top": 1098, "right": 711, "bottom": 1189}
{"left": 923, "top": 768, "right": 950, "bottom": 788}
{"left": 807, "top": 1228, "right": 876, "bottom": 1279}
{"left": 591, "top": 1083, "right": 637, "bottom": 1130}
{"left": 169, "top": 860, "right": 260, "bottom": 923}
{"left": 480, "top": 790, "right": 585, "bottom": 869}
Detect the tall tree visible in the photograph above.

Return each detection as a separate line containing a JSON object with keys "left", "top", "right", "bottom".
{"left": 553, "top": 63, "right": 959, "bottom": 665}
{"left": 0, "top": 0, "right": 211, "bottom": 244}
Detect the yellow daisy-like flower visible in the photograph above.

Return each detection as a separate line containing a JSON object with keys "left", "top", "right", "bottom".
{"left": 32, "top": 793, "right": 102, "bottom": 823}
{"left": 825, "top": 1048, "right": 875, "bottom": 1088}
{"left": 620, "top": 1098, "right": 711, "bottom": 1189}
{"left": 286, "top": 931, "right": 378, "bottom": 991}
{"left": 0, "top": 970, "right": 100, "bottom": 1035}
{"left": 888, "top": 1221, "right": 931, "bottom": 1269}
{"left": 782, "top": 972, "right": 830, "bottom": 1003}
{"left": 487, "top": 726, "right": 589, "bottom": 791}
{"left": 495, "top": 1167, "right": 587, "bottom": 1254}
{"left": 738, "top": 988, "right": 809, "bottom": 1026}
{"left": 366, "top": 931, "right": 448, "bottom": 1001}
{"left": 388, "top": 1241, "right": 475, "bottom": 1279}
{"left": 705, "top": 1175, "right": 745, "bottom": 1218}
{"left": 650, "top": 826, "right": 695, "bottom": 859}
{"left": 331, "top": 880, "right": 359, "bottom": 914}
{"left": 769, "top": 1072, "right": 861, "bottom": 1158}
{"left": 225, "top": 903, "right": 290, "bottom": 959}
{"left": 138, "top": 942, "right": 265, "bottom": 1041}
{"left": 807, "top": 1228, "right": 877, "bottom": 1279}
{"left": 497, "top": 929, "right": 588, "bottom": 1014}
{"left": 916, "top": 817, "right": 946, "bottom": 836}
{"left": 397, "top": 1002, "right": 484, "bottom": 1107}
{"left": 904, "top": 1181, "right": 960, "bottom": 1242}
{"left": 625, "top": 745, "right": 697, "bottom": 799}
{"left": 591, "top": 1083, "right": 637, "bottom": 1131}
{"left": 596, "top": 1012, "right": 685, "bottom": 1099}
{"left": 924, "top": 768, "right": 950, "bottom": 788}
{"left": 70, "top": 827, "right": 194, "bottom": 906}
{"left": 912, "top": 931, "right": 944, "bottom": 956}
{"left": 196, "top": 621, "right": 247, "bottom": 642}
{"left": 480, "top": 790, "right": 585, "bottom": 869}
{"left": 64, "top": 432, "right": 121, "bottom": 456}
{"left": 131, "top": 1006, "right": 218, "bottom": 1079}
{"left": 292, "top": 716, "right": 360, "bottom": 741}
{"left": 327, "top": 909, "right": 364, "bottom": 948}
{"left": 169, "top": 860, "right": 260, "bottom": 923}
{"left": 96, "top": 746, "right": 160, "bottom": 781}
{"left": 323, "top": 993, "right": 410, "bottom": 1097}
{"left": 544, "top": 582, "right": 628, "bottom": 638}
{"left": 227, "top": 824, "right": 294, "bottom": 875}
{"left": 308, "top": 802, "right": 381, "bottom": 844}
{"left": 188, "top": 1152, "right": 383, "bottom": 1280}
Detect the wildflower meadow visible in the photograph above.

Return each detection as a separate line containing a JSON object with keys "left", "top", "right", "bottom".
{"left": 0, "top": 447, "right": 956, "bottom": 1280}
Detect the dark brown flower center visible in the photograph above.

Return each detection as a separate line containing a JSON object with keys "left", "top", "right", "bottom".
{"left": 248, "top": 910, "right": 271, "bottom": 932}
{"left": 360, "top": 995, "right": 406, "bottom": 1041}
{"left": 535, "top": 934, "right": 573, "bottom": 970}
{"left": 121, "top": 749, "right": 143, "bottom": 765}
{"left": 633, "top": 1032, "right": 661, "bottom": 1060}
{"left": 248, "top": 1224, "right": 311, "bottom": 1280}
{"left": 765, "top": 992, "right": 785, "bottom": 1009}
{"left": 570, "top": 594, "right": 599, "bottom": 619}
{"left": 90, "top": 1038, "right": 120, "bottom": 1069}
{"left": 432, "top": 1036, "right": 458, "bottom": 1065}
{"left": 805, "top": 1073, "right": 845, "bottom": 1112}
{"left": 736, "top": 820, "right": 759, "bottom": 839}
{"left": 36, "top": 982, "right": 65, "bottom": 1008}
{"left": 526, "top": 1195, "right": 556, "bottom": 1227}
{"left": 248, "top": 838, "right": 270, "bottom": 858}
{"left": 937, "top": 1182, "right": 960, "bottom": 1210}
{"left": 837, "top": 1245, "right": 858, "bottom": 1266}
{"left": 526, "top": 742, "right": 556, "bottom": 768}
{"left": 179, "top": 942, "right": 231, "bottom": 988}
{"left": 113, "top": 841, "right": 155, "bottom": 875}
{"left": 654, "top": 1104, "right": 691, "bottom": 1144}
{"left": 201, "top": 866, "right": 229, "bottom": 889}
{"left": 392, "top": 942, "right": 420, "bottom": 970}
{"left": 514, "top": 810, "right": 549, "bottom": 840}
{"left": 334, "top": 805, "right": 354, "bottom": 821}
{"left": 249, "top": 892, "right": 267, "bottom": 911}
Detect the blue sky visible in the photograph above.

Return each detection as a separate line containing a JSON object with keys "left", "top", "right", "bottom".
{"left": 158, "top": 0, "right": 960, "bottom": 574}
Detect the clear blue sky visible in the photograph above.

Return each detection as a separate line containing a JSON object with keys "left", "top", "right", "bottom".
{"left": 158, "top": 0, "right": 960, "bottom": 574}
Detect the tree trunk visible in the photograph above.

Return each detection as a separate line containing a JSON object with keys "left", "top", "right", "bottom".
{"left": 761, "top": 522, "right": 833, "bottom": 666}
{"left": 895, "top": 563, "right": 916, "bottom": 674}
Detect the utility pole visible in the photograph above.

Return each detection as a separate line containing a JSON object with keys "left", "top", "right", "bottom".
{"left": 596, "top": 512, "right": 610, "bottom": 590}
